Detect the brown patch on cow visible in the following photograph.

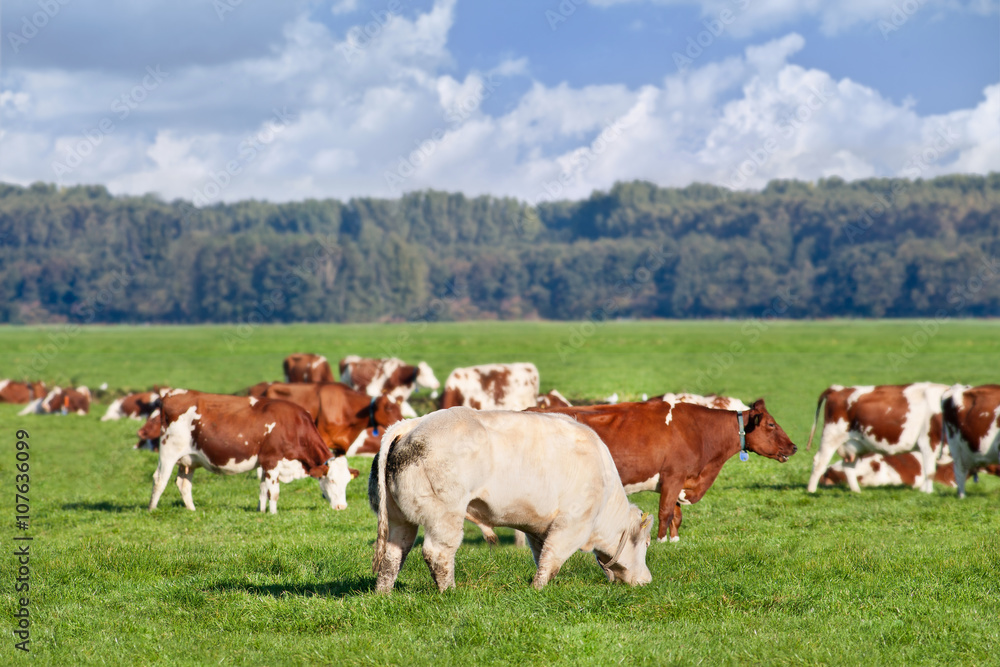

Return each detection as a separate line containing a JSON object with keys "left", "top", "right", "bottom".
{"left": 469, "top": 398, "right": 482, "bottom": 409}
{"left": 819, "top": 467, "right": 848, "bottom": 487}
{"left": 933, "top": 462, "right": 956, "bottom": 487}
{"left": 440, "top": 387, "right": 465, "bottom": 409}
{"left": 954, "top": 387, "right": 1000, "bottom": 453}
{"left": 284, "top": 354, "right": 335, "bottom": 383}
{"left": 881, "top": 453, "right": 919, "bottom": 487}
{"left": 0, "top": 381, "right": 48, "bottom": 404}
{"left": 846, "top": 386, "right": 909, "bottom": 445}
{"left": 343, "top": 358, "right": 380, "bottom": 391}
{"left": 388, "top": 364, "right": 419, "bottom": 390}
{"left": 315, "top": 383, "right": 403, "bottom": 451}
{"left": 870, "top": 459, "right": 881, "bottom": 473}
{"left": 477, "top": 368, "right": 512, "bottom": 403}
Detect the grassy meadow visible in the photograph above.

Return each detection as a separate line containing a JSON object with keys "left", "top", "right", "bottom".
{"left": 1, "top": 320, "right": 999, "bottom": 665}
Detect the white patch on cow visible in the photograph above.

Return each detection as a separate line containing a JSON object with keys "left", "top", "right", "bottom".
{"left": 248, "top": 397, "right": 258, "bottom": 406}
{"left": 345, "top": 429, "right": 368, "bottom": 456}
{"left": 101, "top": 398, "right": 126, "bottom": 421}
{"left": 272, "top": 458, "right": 306, "bottom": 483}
{"left": 606, "top": 393, "right": 619, "bottom": 404}
{"left": 664, "top": 408, "right": 673, "bottom": 427}
{"left": 623, "top": 474, "right": 660, "bottom": 494}
{"left": 846, "top": 386, "right": 875, "bottom": 408}
{"left": 0, "top": 380, "right": 10, "bottom": 393}
{"left": 162, "top": 388, "right": 188, "bottom": 397}
{"left": 264, "top": 422, "right": 276, "bottom": 435}
{"left": 678, "top": 489, "right": 691, "bottom": 505}
{"left": 660, "top": 392, "right": 750, "bottom": 411}
{"left": 313, "top": 356, "right": 328, "bottom": 370}
{"left": 657, "top": 535, "right": 680, "bottom": 543}
{"left": 416, "top": 361, "right": 440, "bottom": 390}
{"left": 219, "top": 455, "right": 259, "bottom": 475}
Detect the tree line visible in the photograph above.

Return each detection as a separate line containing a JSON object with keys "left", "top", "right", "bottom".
{"left": 1, "top": 173, "right": 998, "bottom": 325}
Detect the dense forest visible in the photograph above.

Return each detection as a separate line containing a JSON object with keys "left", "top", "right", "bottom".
{"left": 1, "top": 174, "right": 999, "bottom": 325}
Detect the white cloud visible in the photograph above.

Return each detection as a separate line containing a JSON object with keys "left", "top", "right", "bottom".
{"left": 0, "top": 1, "right": 996, "bottom": 207}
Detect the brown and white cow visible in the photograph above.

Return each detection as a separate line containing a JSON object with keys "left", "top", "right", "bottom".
{"left": 370, "top": 409, "right": 653, "bottom": 592}
{"left": 339, "top": 356, "right": 440, "bottom": 418}
{"left": 819, "top": 452, "right": 1000, "bottom": 490}
{"left": 535, "top": 389, "right": 572, "bottom": 409}
{"left": 283, "top": 354, "right": 335, "bottom": 383}
{"left": 0, "top": 380, "right": 47, "bottom": 404}
{"left": 18, "top": 386, "right": 91, "bottom": 415}
{"left": 658, "top": 392, "right": 750, "bottom": 411}
{"left": 440, "top": 363, "right": 540, "bottom": 411}
{"left": 259, "top": 382, "right": 403, "bottom": 452}
{"left": 102, "top": 389, "right": 165, "bottom": 421}
{"left": 806, "top": 383, "right": 949, "bottom": 494}
{"left": 532, "top": 399, "right": 797, "bottom": 543}
{"left": 147, "top": 392, "right": 358, "bottom": 514}
{"left": 941, "top": 384, "right": 1000, "bottom": 498}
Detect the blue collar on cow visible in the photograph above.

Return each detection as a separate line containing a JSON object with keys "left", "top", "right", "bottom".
{"left": 368, "top": 397, "right": 379, "bottom": 436}
{"left": 737, "top": 411, "right": 749, "bottom": 462}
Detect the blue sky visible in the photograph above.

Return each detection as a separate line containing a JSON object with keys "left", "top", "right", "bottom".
{"left": 0, "top": 0, "right": 997, "bottom": 204}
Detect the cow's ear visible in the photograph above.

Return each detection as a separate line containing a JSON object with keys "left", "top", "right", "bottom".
{"left": 349, "top": 467, "right": 360, "bottom": 479}
{"left": 751, "top": 413, "right": 762, "bottom": 428}
{"left": 308, "top": 464, "right": 329, "bottom": 479}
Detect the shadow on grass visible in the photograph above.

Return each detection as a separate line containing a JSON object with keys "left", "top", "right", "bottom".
{"left": 211, "top": 576, "right": 377, "bottom": 598}
{"left": 744, "top": 482, "right": 810, "bottom": 491}
{"left": 62, "top": 501, "right": 139, "bottom": 512}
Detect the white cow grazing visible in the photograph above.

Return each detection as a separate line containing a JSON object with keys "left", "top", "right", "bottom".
{"left": 941, "top": 383, "right": 1000, "bottom": 498}
{"left": 440, "top": 363, "right": 540, "bottom": 411}
{"left": 370, "top": 408, "right": 653, "bottom": 592}
{"left": 658, "top": 392, "right": 750, "bottom": 411}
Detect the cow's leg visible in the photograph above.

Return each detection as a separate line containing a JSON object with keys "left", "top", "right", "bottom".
{"left": 175, "top": 465, "right": 195, "bottom": 511}
{"left": 669, "top": 505, "right": 683, "bottom": 541}
{"left": 513, "top": 530, "right": 527, "bottom": 547}
{"left": 259, "top": 471, "right": 280, "bottom": 514}
{"left": 531, "top": 528, "right": 589, "bottom": 590}
{"left": 148, "top": 456, "right": 180, "bottom": 510}
{"left": 422, "top": 515, "right": 465, "bottom": 592}
{"left": 807, "top": 426, "right": 847, "bottom": 493}
{"left": 843, "top": 461, "right": 862, "bottom": 493}
{"left": 656, "top": 482, "right": 682, "bottom": 542}
{"left": 953, "top": 459, "right": 969, "bottom": 499}
{"left": 375, "top": 520, "right": 419, "bottom": 594}
{"left": 918, "top": 445, "right": 936, "bottom": 494}
{"left": 525, "top": 533, "right": 544, "bottom": 566}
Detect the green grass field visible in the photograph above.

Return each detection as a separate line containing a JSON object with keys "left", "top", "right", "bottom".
{"left": 1, "top": 320, "right": 999, "bottom": 666}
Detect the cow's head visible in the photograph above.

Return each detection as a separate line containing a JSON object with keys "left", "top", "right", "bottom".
{"left": 744, "top": 399, "right": 797, "bottom": 463}
{"left": 415, "top": 361, "right": 440, "bottom": 391}
{"left": 596, "top": 506, "right": 653, "bottom": 586}
{"left": 373, "top": 395, "right": 404, "bottom": 429}
{"left": 312, "top": 455, "right": 359, "bottom": 511}
{"left": 135, "top": 410, "right": 162, "bottom": 451}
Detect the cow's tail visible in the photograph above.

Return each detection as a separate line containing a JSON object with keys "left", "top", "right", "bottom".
{"left": 372, "top": 418, "right": 421, "bottom": 575}
{"left": 806, "top": 387, "right": 835, "bottom": 451}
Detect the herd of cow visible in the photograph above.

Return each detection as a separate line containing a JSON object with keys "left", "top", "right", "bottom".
{"left": 4, "top": 356, "right": 999, "bottom": 592}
